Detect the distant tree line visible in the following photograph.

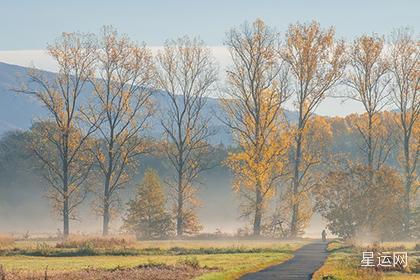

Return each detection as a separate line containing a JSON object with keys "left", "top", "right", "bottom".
{"left": 0, "top": 19, "right": 418, "bottom": 241}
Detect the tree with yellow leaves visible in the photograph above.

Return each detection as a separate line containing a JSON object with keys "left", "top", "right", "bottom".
{"left": 18, "top": 32, "right": 97, "bottom": 237}
{"left": 225, "top": 93, "right": 290, "bottom": 236}
{"left": 315, "top": 163, "right": 404, "bottom": 240}
{"left": 281, "top": 21, "right": 346, "bottom": 237}
{"left": 389, "top": 28, "right": 419, "bottom": 237}
{"left": 222, "top": 19, "right": 290, "bottom": 236}
{"left": 155, "top": 36, "right": 218, "bottom": 236}
{"left": 269, "top": 116, "right": 334, "bottom": 237}
{"left": 83, "top": 26, "right": 155, "bottom": 235}
{"left": 345, "top": 34, "right": 392, "bottom": 171}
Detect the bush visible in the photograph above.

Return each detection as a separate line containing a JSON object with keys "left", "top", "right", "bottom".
{"left": 412, "top": 259, "right": 420, "bottom": 273}
{"left": 177, "top": 256, "right": 200, "bottom": 269}
{"left": 34, "top": 242, "right": 53, "bottom": 256}
{"left": 77, "top": 242, "right": 97, "bottom": 255}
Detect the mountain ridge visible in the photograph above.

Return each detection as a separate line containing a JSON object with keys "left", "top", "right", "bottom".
{"left": 0, "top": 61, "right": 298, "bottom": 144}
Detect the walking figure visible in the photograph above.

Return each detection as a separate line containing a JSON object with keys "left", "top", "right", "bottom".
{"left": 322, "top": 229, "right": 327, "bottom": 242}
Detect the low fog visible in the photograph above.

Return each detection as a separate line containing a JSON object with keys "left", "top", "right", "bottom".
{"left": 0, "top": 154, "right": 325, "bottom": 237}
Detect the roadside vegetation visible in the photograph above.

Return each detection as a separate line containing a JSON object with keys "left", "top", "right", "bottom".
{"left": 0, "top": 236, "right": 302, "bottom": 280}
{"left": 312, "top": 241, "right": 420, "bottom": 280}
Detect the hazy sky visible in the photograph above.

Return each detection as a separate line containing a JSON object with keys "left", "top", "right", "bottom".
{"left": 0, "top": 0, "right": 418, "bottom": 116}
{"left": 1, "top": 0, "right": 419, "bottom": 49}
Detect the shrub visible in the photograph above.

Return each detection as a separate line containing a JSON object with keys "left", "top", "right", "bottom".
{"left": 412, "top": 259, "right": 420, "bottom": 273}
{"left": 77, "top": 242, "right": 97, "bottom": 255}
{"left": 34, "top": 242, "right": 53, "bottom": 256}
{"left": 177, "top": 256, "right": 200, "bottom": 269}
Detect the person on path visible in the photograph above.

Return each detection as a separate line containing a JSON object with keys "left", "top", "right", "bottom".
{"left": 322, "top": 229, "right": 327, "bottom": 242}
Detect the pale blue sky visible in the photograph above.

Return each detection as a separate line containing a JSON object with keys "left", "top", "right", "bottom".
{"left": 0, "top": 0, "right": 419, "bottom": 50}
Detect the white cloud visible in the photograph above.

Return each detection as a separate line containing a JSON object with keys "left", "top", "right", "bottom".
{"left": 0, "top": 47, "right": 231, "bottom": 72}
{"left": 0, "top": 50, "right": 57, "bottom": 72}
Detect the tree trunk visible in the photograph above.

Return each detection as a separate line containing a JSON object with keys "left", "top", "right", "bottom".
{"left": 63, "top": 197, "right": 69, "bottom": 238}
{"left": 103, "top": 134, "right": 114, "bottom": 236}
{"left": 403, "top": 177, "right": 411, "bottom": 237}
{"left": 103, "top": 176, "right": 111, "bottom": 236}
{"left": 361, "top": 113, "right": 375, "bottom": 230}
{"left": 290, "top": 130, "right": 302, "bottom": 238}
{"left": 253, "top": 183, "right": 263, "bottom": 236}
{"left": 62, "top": 145, "right": 70, "bottom": 238}
{"left": 176, "top": 170, "right": 183, "bottom": 237}
{"left": 403, "top": 134, "right": 412, "bottom": 238}
{"left": 367, "top": 113, "right": 373, "bottom": 171}
{"left": 103, "top": 204, "right": 110, "bottom": 236}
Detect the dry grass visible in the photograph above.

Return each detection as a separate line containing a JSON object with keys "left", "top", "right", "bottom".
{"left": 0, "top": 263, "right": 213, "bottom": 280}
{"left": 0, "top": 235, "right": 15, "bottom": 248}
{"left": 0, "top": 265, "right": 5, "bottom": 280}
{"left": 349, "top": 241, "right": 418, "bottom": 252}
{"left": 0, "top": 238, "right": 304, "bottom": 257}
{"left": 0, "top": 237, "right": 301, "bottom": 280}
{"left": 312, "top": 251, "right": 384, "bottom": 280}
{"left": 55, "top": 235, "right": 136, "bottom": 249}
{"left": 0, "top": 252, "right": 292, "bottom": 280}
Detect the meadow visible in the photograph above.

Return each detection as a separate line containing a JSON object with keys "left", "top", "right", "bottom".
{"left": 0, "top": 235, "right": 304, "bottom": 280}
{"left": 312, "top": 241, "right": 420, "bottom": 280}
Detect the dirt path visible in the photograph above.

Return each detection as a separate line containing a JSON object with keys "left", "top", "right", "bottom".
{"left": 239, "top": 242, "right": 329, "bottom": 280}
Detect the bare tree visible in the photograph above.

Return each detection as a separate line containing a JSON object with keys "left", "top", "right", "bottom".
{"left": 18, "top": 32, "right": 97, "bottom": 237}
{"left": 281, "top": 21, "right": 346, "bottom": 237}
{"left": 389, "top": 28, "right": 420, "bottom": 237}
{"left": 155, "top": 36, "right": 218, "bottom": 236}
{"left": 345, "top": 34, "right": 392, "bottom": 170}
{"left": 84, "top": 27, "right": 155, "bottom": 235}
{"left": 222, "top": 19, "right": 290, "bottom": 236}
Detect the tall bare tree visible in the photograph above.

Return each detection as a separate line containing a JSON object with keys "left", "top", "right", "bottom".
{"left": 19, "top": 32, "right": 97, "bottom": 237}
{"left": 84, "top": 27, "right": 155, "bottom": 235}
{"left": 389, "top": 28, "right": 420, "bottom": 237}
{"left": 346, "top": 34, "right": 392, "bottom": 171}
{"left": 222, "top": 19, "right": 290, "bottom": 236}
{"left": 281, "top": 21, "right": 346, "bottom": 237}
{"left": 155, "top": 36, "right": 218, "bottom": 236}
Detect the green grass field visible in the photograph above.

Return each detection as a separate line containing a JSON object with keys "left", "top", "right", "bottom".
{"left": 0, "top": 238, "right": 304, "bottom": 280}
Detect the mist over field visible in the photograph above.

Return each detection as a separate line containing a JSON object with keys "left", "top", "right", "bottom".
{"left": 0, "top": 61, "right": 293, "bottom": 236}
{"left": 0, "top": 2, "right": 419, "bottom": 278}
{"left": 0, "top": 58, "right": 409, "bottom": 239}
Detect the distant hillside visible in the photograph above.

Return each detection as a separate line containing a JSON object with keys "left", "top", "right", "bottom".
{"left": 0, "top": 62, "right": 47, "bottom": 133}
{"left": 0, "top": 62, "right": 299, "bottom": 144}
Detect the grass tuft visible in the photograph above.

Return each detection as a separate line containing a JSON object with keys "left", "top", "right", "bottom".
{"left": 0, "top": 235, "right": 15, "bottom": 248}
{"left": 177, "top": 256, "right": 200, "bottom": 269}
